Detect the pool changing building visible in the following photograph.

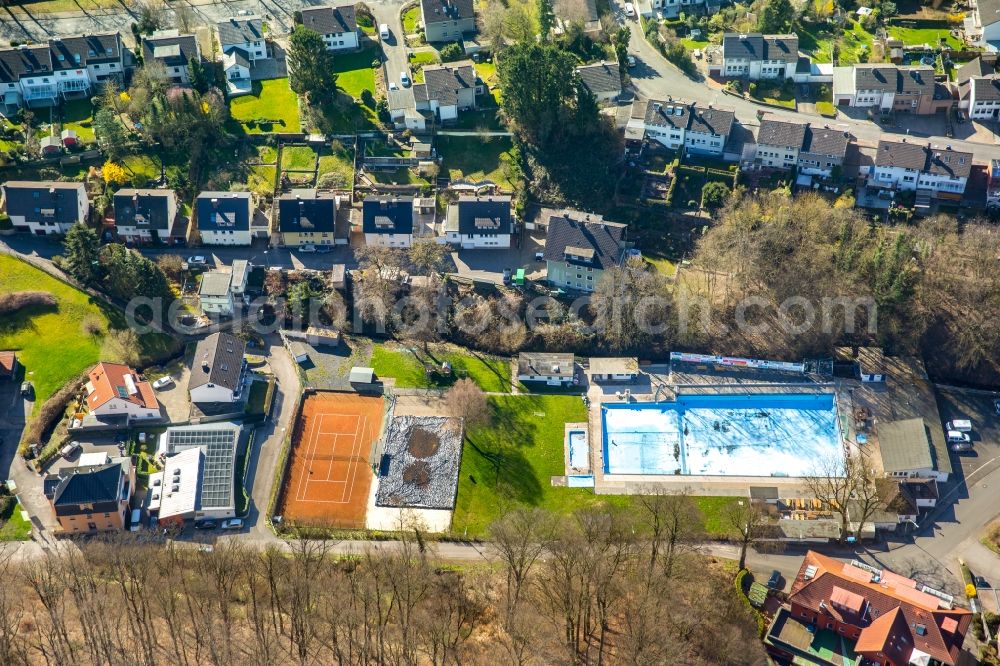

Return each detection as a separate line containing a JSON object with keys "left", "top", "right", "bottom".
{"left": 149, "top": 422, "right": 240, "bottom": 525}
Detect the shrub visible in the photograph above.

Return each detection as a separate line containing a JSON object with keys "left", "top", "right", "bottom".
{"left": 702, "top": 181, "right": 731, "bottom": 209}
{"left": 0, "top": 290, "right": 57, "bottom": 316}
{"left": 21, "top": 373, "right": 87, "bottom": 461}
{"left": 439, "top": 42, "right": 464, "bottom": 62}
{"left": 748, "top": 82, "right": 757, "bottom": 96}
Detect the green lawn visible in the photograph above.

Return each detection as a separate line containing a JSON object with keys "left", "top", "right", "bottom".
{"left": 229, "top": 79, "right": 301, "bottom": 133}
{"left": 887, "top": 25, "right": 963, "bottom": 50}
{"left": 437, "top": 135, "right": 517, "bottom": 191}
{"left": 247, "top": 165, "right": 277, "bottom": 195}
{"left": 680, "top": 37, "right": 710, "bottom": 52}
{"left": 334, "top": 47, "right": 378, "bottom": 100}
{"left": 367, "top": 168, "right": 429, "bottom": 185}
{"left": 410, "top": 50, "right": 439, "bottom": 83}
{"left": 371, "top": 344, "right": 511, "bottom": 392}
{"left": 0, "top": 255, "right": 176, "bottom": 413}
{"left": 317, "top": 147, "right": 355, "bottom": 189}
{"left": 402, "top": 5, "right": 421, "bottom": 33}
{"left": 255, "top": 144, "right": 278, "bottom": 164}
{"left": 121, "top": 154, "right": 162, "bottom": 182}
{"left": 474, "top": 61, "right": 497, "bottom": 84}
{"left": 0, "top": 500, "right": 31, "bottom": 541}
{"left": 281, "top": 145, "right": 317, "bottom": 170}
{"left": 59, "top": 98, "right": 96, "bottom": 143}
{"left": 800, "top": 20, "right": 874, "bottom": 66}
{"left": 750, "top": 81, "right": 796, "bottom": 109}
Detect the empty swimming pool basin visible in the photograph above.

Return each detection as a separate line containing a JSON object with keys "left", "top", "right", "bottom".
{"left": 568, "top": 430, "right": 590, "bottom": 470}
{"left": 602, "top": 393, "right": 842, "bottom": 477}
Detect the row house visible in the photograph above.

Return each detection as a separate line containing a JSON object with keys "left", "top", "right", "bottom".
{"left": 832, "top": 64, "right": 952, "bottom": 114}
{"left": 298, "top": 5, "right": 360, "bottom": 52}
{"left": 0, "top": 33, "right": 125, "bottom": 112}
{"left": 444, "top": 195, "right": 513, "bottom": 249}
{"left": 142, "top": 30, "right": 201, "bottom": 85}
{"left": 420, "top": 0, "right": 476, "bottom": 43}
{"left": 278, "top": 189, "right": 342, "bottom": 247}
{"left": 746, "top": 117, "right": 850, "bottom": 178}
{"left": 1, "top": 181, "right": 88, "bottom": 236}
{"left": 754, "top": 117, "right": 806, "bottom": 170}
{"left": 716, "top": 33, "right": 799, "bottom": 80}
{"left": 627, "top": 98, "right": 735, "bottom": 157}
{"left": 865, "top": 139, "right": 973, "bottom": 200}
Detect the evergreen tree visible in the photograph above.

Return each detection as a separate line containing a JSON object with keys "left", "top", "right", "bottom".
{"left": 188, "top": 56, "right": 213, "bottom": 94}
{"left": 62, "top": 223, "right": 100, "bottom": 284}
{"left": 287, "top": 26, "right": 339, "bottom": 105}
{"left": 757, "top": 0, "right": 795, "bottom": 33}
{"left": 537, "top": 0, "right": 555, "bottom": 39}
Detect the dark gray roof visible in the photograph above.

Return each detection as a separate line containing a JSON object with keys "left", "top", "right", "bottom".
{"left": 801, "top": 127, "right": 849, "bottom": 159}
{"left": 113, "top": 189, "right": 175, "bottom": 231}
{"left": 453, "top": 195, "right": 512, "bottom": 235}
{"left": 217, "top": 16, "right": 264, "bottom": 45}
{"left": 189, "top": 332, "right": 246, "bottom": 394}
{"left": 723, "top": 33, "right": 764, "bottom": 60}
{"left": 640, "top": 99, "right": 690, "bottom": 130}
{"left": 971, "top": 76, "right": 1000, "bottom": 102}
{"left": 0, "top": 45, "right": 53, "bottom": 82}
{"left": 925, "top": 146, "right": 973, "bottom": 179}
{"left": 757, "top": 118, "right": 807, "bottom": 150}
{"left": 421, "top": 0, "right": 475, "bottom": 24}
{"left": 1, "top": 181, "right": 87, "bottom": 225}
{"left": 688, "top": 105, "right": 734, "bottom": 137}
{"left": 415, "top": 62, "right": 476, "bottom": 105}
{"left": 763, "top": 35, "right": 799, "bottom": 64}
{"left": 363, "top": 196, "right": 414, "bottom": 234}
{"left": 142, "top": 33, "right": 199, "bottom": 67}
{"left": 853, "top": 65, "right": 900, "bottom": 93}
{"left": 897, "top": 67, "right": 935, "bottom": 95}
{"left": 576, "top": 61, "right": 622, "bottom": 96}
{"left": 956, "top": 56, "right": 996, "bottom": 85}
{"left": 980, "top": 0, "right": 1000, "bottom": 27}
{"left": 874, "top": 139, "right": 927, "bottom": 171}
{"left": 544, "top": 211, "right": 626, "bottom": 270}
{"left": 226, "top": 46, "right": 251, "bottom": 69}
{"left": 278, "top": 190, "right": 337, "bottom": 233}
{"left": 299, "top": 5, "right": 358, "bottom": 35}
{"left": 875, "top": 140, "right": 973, "bottom": 179}
{"left": 196, "top": 191, "right": 252, "bottom": 232}
{"left": 52, "top": 462, "right": 125, "bottom": 506}
{"left": 553, "top": 0, "right": 598, "bottom": 23}
{"left": 0, "top": 33, "right": 122, "bottom": 83}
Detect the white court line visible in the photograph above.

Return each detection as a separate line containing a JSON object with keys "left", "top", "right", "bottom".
{"left": 295, "top": 411, "right": 370, "bottom": 505}
{"left": 339, "top": 413, "right": 366, "bottom": 503}
{"left": 294, "top": 408, "right": 324, "bottom": 503}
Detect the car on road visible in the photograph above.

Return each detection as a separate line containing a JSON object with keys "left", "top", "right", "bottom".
{"left": 946, "top": 430, "right": 971, "bottom": 451}
{"left": 534, "top": 251, "right": 545, "bottom": 261}
{"left": 400, "top": 71, "right": 411, "bottom": 87}
{"left": 221, "top": 518, "right": 244, "bottom": 530}
{"left": 389, "top": 81, "right": 399, "bottom": 91}
{"left": 502, "top": 267, "right": 512, "bottom": 284}
{"left": 767, "top": 570, "right": 782, "bottom": 589}
{"left": 194, "top": 520, "right": 218, "bottom": 530}
{"left": 20, "top": 381, "right": 32, "bottom": 397}
{"left": 627, "top": 54, "right": 636, "bottom": 68}
{"left": 298, "top": 244, "right": 317, "bottom": 253}
{"left": 152, "top": 376, "right": 174, "bottom": 390}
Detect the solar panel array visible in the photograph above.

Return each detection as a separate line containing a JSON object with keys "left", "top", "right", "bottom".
{"left": 166, "top": 427, "right": 237, "bottom": 509}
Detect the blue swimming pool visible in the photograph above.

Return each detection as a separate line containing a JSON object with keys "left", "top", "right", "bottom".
{"left": 602, "top": 393, "right": 842, "bottom": 477}
{"left": 568, "top": 430, "right": 589, "bottom": 470}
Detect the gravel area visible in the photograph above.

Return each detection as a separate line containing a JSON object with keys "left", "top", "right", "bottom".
{"left": 375, "top": 416, "right": 463, "bottom": 510}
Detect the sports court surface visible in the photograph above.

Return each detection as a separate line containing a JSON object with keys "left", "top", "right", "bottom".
{"left": 278, "top": 391, "right": 385, "bottom": 528}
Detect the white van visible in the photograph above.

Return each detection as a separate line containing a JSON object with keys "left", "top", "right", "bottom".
{"left": 624, "top": 2, "right": 636, "bottom": 17}
{"left": 946, "top": 430, "right": 970, "bottom": 444}
{"left": 379, "top": 23, "right": 390, "bottom": 40}
{"left": 945, "top": 419, "right": 972, "bottom": 432}
{"left": 129, "top": 509, "right": 142, "bottom": 532}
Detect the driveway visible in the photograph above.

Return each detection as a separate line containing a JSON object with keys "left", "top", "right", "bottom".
{"left": 0, "top": 379, "right": 58, "bottom": 536}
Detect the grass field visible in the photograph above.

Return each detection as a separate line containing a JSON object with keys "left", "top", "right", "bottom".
{"left": 402, "top": 5, "right": 421, "bottom": 33}
{"left": 317, "top": 146, "right": 355, "bottom": 188}
{"left": 334, "top": 47, "right": 378, "bottom": 100}
{"left": 255, "top": 144, "right": 278, "bottom": 164}
{"left": 281, "top": 145, "right": 317, "bottom": 170}
{"left": 437, "top": 135, "right": 517, "bottom": 190}
{"left": 230, "top": 79, "right": 301, "bottom": 133}
{"left": 887, "top": 25, "right": 963, "bottom": 50}
{"left": 59, "top": 98, "right": 96, "bottom": 143}
{"left": 371, "top": 344, "right": 510, "bottom": 392}
{"left": 750, "top": 81, "right": 796, "bottom": 109}
{"left": 410, "top": 50, "right": 439, "bottom": 83}
{"left": 0, "top": 501, "right": 31, "bottom": 542}
{"left": 0, "top": 256, "right": 176, "bottom": 413}
{"left": 246, "top": 165, "right": 277, "bottom": 195}
{"left": 800, "top": 20, "right": 875, "bottom": 65}
{"left": 680, "top": 37, "right": 710, "bottom": 52}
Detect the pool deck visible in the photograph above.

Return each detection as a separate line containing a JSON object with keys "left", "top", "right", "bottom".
{"left": 563, "top": 422, "right": 590, "bottom": 474}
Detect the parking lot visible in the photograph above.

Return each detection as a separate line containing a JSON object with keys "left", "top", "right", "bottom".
{"left": 935, "top": 386, "right": 1000, "bottom": 471}
{"left": 448, "top": 230, "right": 548, "bottom": 284}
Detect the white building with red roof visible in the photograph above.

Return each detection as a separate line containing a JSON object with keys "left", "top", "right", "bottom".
{"left": 84, "top": 362, "right": 161, "bottom": 424}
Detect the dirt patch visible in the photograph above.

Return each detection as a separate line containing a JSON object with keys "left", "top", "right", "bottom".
{"left": 402, "top": 460, "right": 431, "bottom": 487}
{"left": 408, "top": 427, "right": 441, "bottom": 458}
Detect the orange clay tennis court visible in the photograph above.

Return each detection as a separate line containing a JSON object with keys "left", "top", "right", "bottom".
{"left": 278, "top": 391, "right": 385, "bottom": 528}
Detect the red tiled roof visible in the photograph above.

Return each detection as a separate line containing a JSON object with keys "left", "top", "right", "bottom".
{"left": 789, "top": 551, "right": 972, "bottom": 666}
{"left": 0, "top": 351, "right": 16, "bottom": 377}
{"left": 86, "top": 362, "right": 157, "bottom": 410}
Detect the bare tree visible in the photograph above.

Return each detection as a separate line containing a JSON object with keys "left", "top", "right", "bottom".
{"left": 407, "top": 239, "right": 448, "bottom": 277}
{"left": 724, "top": 499, "right": 768, "bottom": 570}
{"left": 446, "top": 378, "right": 490, "bottom": 429}
{"left": 636, "top": 487, "right": 704, "bottom": 577}
{"left": 156, "top": 254, "right": 185, "bottom": 283}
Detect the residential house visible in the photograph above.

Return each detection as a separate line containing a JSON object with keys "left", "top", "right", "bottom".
{"left": 189, "top": 332, "right": 247, "bottom": 404}
{"left": 1, "top": 181, "right": 88, "bottom": 235}
{"left": 445, "top": 195, "right": 513, "bottom": 249}
{"left": 766, "top": 551, "right": 971, "bottom": 666}
{"left": 412, "top": 61, "right": 480, "bottom": 122}
{"left": 798, "top": 126, "right": 850, "bottom": 177}
{"left": 866, "top": 140, "right": 972, "bottom": 200}
{"left": 142, "top": 30, "right": 201, "bottom": 85}
{"left": 754, "top": 117, "right": 807, "bottom": 169}
{"left": 588, "top": 357, "right": 639, "bottom": 383}
{"left": 217, "top": 16, "right": 266, "bottom": 61}
{"left": 196, "top": 191, "right": 254, "bottom": 245}
{"left": 420, "top": 0, "right": 476, "bottom": 43}
{"left": 954, "top": 55, "right": 997, "bottom": 112}
{"left": 223, "top": 48, "right": 252, "bottom": 96}
{"left": 876, "top": 418, "right": 949, "bottom": 482}
{"left": 575, "top": 61, "right": 622, "bottom": 104}
{"left": 199, "top": 271, "right": 236, "bottom": 316}
{"left": 969, "top": 0, "right": 1000, "bottom": 46}
{"left": 627, "top": 98, "right": 734, "bottom": 156}
{"left": 363, "top": 196, "right": 414, "bottom": 247}
{"left": 45, "top": 456, "right": 134, "bottom": 534}
{"left": 85, "top": 361, "right": 161, "bottom": 423}
{"left": 0, "top": 351, "right": 18, "bottom": 380}
{"left": 543, "top": 210, "right": 627, "bottom": 293}
{"left": 279, "top": 190, "right": 340, "bottom": 247}
{"left": 717, "top": 33, "right": 798, "bottom": 79}
{"left": 298, "top": 5, "right": 360, "bottom": 51}
{"left": 150, "top": 422, "right": 240, "bottom": 524}
{"left": 112, "top": 188, "right": 180, "bottom": 245}
{"left": 869, "top": 478, "right": 937, "bottom": 531}
{"left": 650, "top": 0, "right": 708, "bottom": 20}
{"left": 0, "top": 33, "right": 125, "bottom": 112}
{"left": 966, "top": 76, "right": 1000, "bottom": 119}
{"left": 552, "top": 0, "right": 601, "bottom": 35}
{"left": 230, "top": 259, "right": 249, "bottom": 298}
{"left": 831, "top": 64, "right": 951, "bottom": 114}
{"left": 517, "top": 352, "right": 576, "bottom": 386}
{"left": 988, "top": 158, "right": 1000, "bottom": 207}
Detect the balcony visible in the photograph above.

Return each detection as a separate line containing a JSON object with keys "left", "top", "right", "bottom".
{"left": 23, "top": 86, "right": 57, "bottom": 101}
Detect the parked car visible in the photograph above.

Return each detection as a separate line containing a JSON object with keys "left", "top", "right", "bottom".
{"left": 221, "top": 518, "right": 244, "bottom": 530}
{"left": 389, "top": 81, "right": 399, "bottom": 91}
{"left": 152, "top": 376, "right": 174, "bottom": 390}
{"left": 767, "top": 570, "right": 782, "bottom": 589}
{"left": 129, "top": 509, "right": 142, "bottom": 532}
{"left": 60, "top": 441, "right": 82, "bottom": 459}
{"left": 627, "top": 54, "right": 636, "bottom": 68}
{"left": 400, "top": 71, "right": 411, "bottom": 87}
{"left": 379, "top": 23, "right": 390, "bottom": 40}
{"left": 624, "top": 2, "right": 635, "bottom": 17}
{"left": 298, "top": 244, "right": 317, "bottom": 253}
{"left": 946, "top": 419, "right": 972, "bottom": 432}
{"left": 534, "top": 251, "right": 545, "bottom": 261}
{"left": 20, "top": 381, "right": 32, "bottom": 397}
{"left": 315, "top": 245, "right": 333, "bottom": 254}
{"left": 185, "top": 255, "right": 207, "bottom": 268}
{"left": 502, "top": 267, "right": 512, "bottom": 284}
{"left": 194, "top": 519, "right": 218, "bottom": 530}
{"left": 946, "top": 430, "right": 971, "bottom": 446}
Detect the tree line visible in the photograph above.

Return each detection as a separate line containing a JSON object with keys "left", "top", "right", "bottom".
{"left": 0, "top": 503, "right": 766, "bottom": 666}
